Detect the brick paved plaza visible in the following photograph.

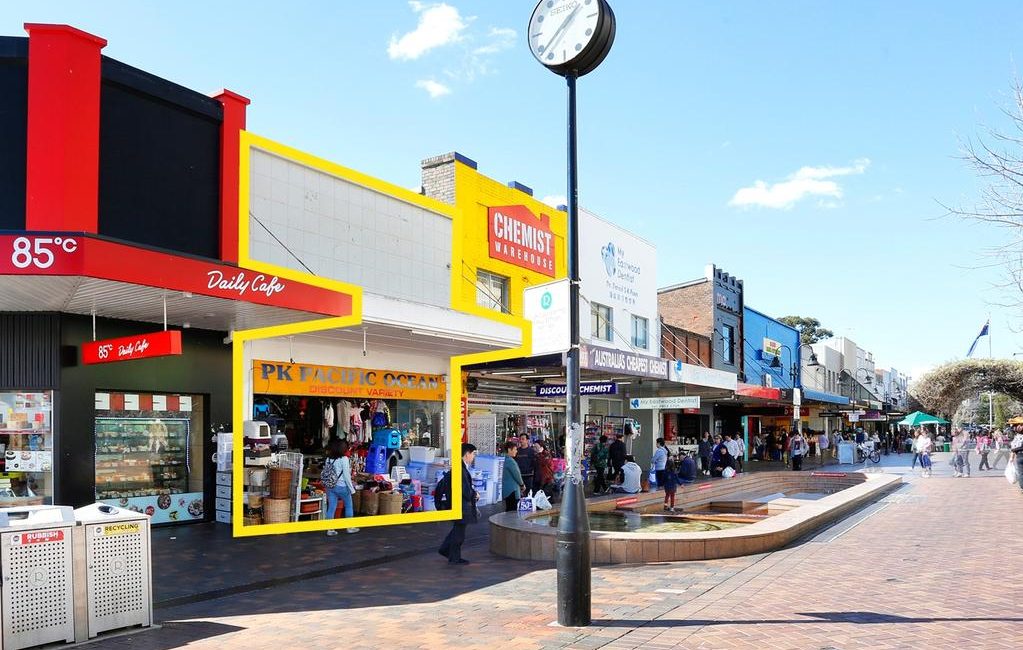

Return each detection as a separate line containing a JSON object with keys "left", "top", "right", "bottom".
{"left": 94, "top": 454, "right": 1022, "bottom": 650}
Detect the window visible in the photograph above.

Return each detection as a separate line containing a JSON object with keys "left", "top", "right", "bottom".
{"left": 475, "top": 269, "right": 509, "bottom": 312}
{"left": 591, "top": 302, "right": 613, "bottom": 341}
{"left": 631, "top": 315, "right": 648, "bottom": 349}
{"left": 721, "top": 324, "right": 735, "bottom": 364}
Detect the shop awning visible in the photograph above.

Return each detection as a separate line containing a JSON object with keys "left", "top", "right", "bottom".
{"left": 0, "top": 233, "right": 354, "bottom": 331}
{"left": 802, "top": 389, "right": 850, "bottom": 405}
{"left": 736, "top": 383, "right": 782, "bottom": 400}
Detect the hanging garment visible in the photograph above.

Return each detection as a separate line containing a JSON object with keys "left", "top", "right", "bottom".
{"left": 322, "top": 403, "right": 335, "bottom": 449}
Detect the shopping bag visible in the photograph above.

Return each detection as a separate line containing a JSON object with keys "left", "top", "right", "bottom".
{"left": 1005, "top": 462, "right": 1018, "bottom": 484}
{"left": 517, "top": 490, "right": 536, "bottom": 513}
{"left": 533, "top": 489, "right": 552, "bottom": 510}
{"left": 648, "top": 469, "right": 657, "bottom": 487}
{"left": 721, "top": 467, "right": 736, "bottom": 478}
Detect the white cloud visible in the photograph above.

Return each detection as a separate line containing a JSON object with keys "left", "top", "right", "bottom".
{"left": 415, "top": 79, "right": 451, "bottom": 99}
{"left": 729, "top": 158, "right": 871, "bottom": 210}
{"left": 541, "top": 195, "right": 567, "bottom": 209}
{"left": 388, "top": 2, "right": 468, "bottom": 61}
{"left": 473, "top": 27, "right": 516, "bottom": 55}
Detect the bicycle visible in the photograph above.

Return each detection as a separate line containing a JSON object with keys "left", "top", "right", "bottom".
{"left": 856, "top": 442, "right": 881, "bottom": 464}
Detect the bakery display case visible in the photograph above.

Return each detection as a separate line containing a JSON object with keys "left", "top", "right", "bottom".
{"left": 95, "top": 411, "right": 203, "bottom": 524}
{"left": 0, "top": 390, "right": 53, "bottom": 505}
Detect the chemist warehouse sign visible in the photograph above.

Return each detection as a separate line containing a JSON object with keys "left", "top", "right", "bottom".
{"left": 488, "top": 205, "right": 555, "bottom": 277}
{"left": 253, "top": 360, "right": 446, "bottom": 401}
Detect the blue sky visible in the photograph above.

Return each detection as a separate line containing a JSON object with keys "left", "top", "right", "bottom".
{"left": 5, "top": 1, "right": 1023, "bottom": 378}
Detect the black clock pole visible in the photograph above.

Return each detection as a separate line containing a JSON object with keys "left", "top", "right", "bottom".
{"left": 556, "top": 69, "right": 592, "bottom": 628}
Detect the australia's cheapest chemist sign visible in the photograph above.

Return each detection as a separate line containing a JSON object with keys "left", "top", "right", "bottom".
{"left": 0, "top": 233, "right": 352, "bottom": 317}
{"left": 487, "top": 205, "right": 555, "bottom": 277}
{"left": 254, "top": 361, "right": 446, "bottom": 401}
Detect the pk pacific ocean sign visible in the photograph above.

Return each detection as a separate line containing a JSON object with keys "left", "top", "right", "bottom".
{"left": 254, "top": 360, "right": 446, "bottom": 401}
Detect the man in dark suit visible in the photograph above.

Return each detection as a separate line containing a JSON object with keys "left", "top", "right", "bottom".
{"left": 608, "top": 433, "right": 627, "bottom": 483}
{"left": 438, "top": 443, "right": 478, "bottom": 565}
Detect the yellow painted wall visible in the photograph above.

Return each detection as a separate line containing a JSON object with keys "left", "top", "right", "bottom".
{"left": 449, "top": 160, "right": 568, "bottom": 327}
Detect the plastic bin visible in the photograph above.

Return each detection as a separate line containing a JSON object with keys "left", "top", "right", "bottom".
{"left": 0, "top": 505, "right": 76, "bottom": 650}
{"left": 72, "top": 503, "right": 153, "bottom": 640}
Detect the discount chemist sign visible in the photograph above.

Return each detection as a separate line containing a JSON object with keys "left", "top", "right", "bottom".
{"left": 254, "top": 360, "right": 446, "bottom": 401}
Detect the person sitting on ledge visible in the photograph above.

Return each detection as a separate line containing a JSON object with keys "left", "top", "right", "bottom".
{"left": 678, "top": 451, "right": 697, "bottom": 484}
{"left": 711, "top": 446, "right": 735, "bottom": 478}
{"left": 610, "top": 455, "right": 642, "bottom": 494}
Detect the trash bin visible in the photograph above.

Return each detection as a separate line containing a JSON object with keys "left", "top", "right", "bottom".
{"left": 72, "top": 503, "right": 152, "bottom": 640}
{"left": 0, "top": 505, "right": 76, "bottom": 650}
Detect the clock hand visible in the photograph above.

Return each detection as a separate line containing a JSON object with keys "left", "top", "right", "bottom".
{"left": 545, "top": 4, "right": 582, "bottom": 56}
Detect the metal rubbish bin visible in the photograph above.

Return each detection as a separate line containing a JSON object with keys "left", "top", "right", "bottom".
{"left": 0, "top": 505, "right": 76, "bottom": 650}
{"left": 72, "top": 503, "right": 152, "bottom": 641}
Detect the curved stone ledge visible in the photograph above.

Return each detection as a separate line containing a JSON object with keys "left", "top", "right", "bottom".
{"left": 489, "top": 471, "right": 901, "bottom": 563}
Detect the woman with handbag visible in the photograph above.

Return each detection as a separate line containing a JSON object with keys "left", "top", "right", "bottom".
{"left": 323, "top": 439, "right": 359, "bottom": 536}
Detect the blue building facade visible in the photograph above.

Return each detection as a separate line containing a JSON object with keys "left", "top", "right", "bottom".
{"left": 742, "top": 306, "right": 801, "bottom": 390}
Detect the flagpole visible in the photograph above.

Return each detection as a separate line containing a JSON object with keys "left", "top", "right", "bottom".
{"left": 989, "top": 316, "right": 994, "bottom": 427}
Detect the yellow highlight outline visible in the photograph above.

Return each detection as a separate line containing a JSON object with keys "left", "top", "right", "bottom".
{"left": 229, "top": 133, "right": 541, "bottom": 536}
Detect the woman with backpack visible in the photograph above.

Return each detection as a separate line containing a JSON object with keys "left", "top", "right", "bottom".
{"left": 788, "top": 429, "right": 807, "bottom": 471}
{"left": 323, "top": 439, "right": 359, "bottom": 536}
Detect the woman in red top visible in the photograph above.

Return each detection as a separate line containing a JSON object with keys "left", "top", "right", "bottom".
{"left": 534, "top": 441, "right": 555, "bottom": 495}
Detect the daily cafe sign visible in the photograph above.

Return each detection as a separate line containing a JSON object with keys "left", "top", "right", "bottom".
{"left": 487, "top": 205, "right": 555, "bottom": 277}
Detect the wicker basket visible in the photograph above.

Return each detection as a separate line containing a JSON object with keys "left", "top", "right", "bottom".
{"left": 378, "top": 491, "right": 402, "bottom": 515}
{"left": 352, "top": 489, "right": 362, "bottom": 514}
{"left": 263, "top": 498, "right": 291, "bottom": 523}
{"left": 360, "top": 490, "right": 380, "bottom": 516}
{"left": 243, "top": 514, "right": 263, "bottom": 526}
{"left": 248, "top": 494, "right": 263, "bottom": 509}
{"left": 268, "top": 467, "right": 293, "bottom": 499}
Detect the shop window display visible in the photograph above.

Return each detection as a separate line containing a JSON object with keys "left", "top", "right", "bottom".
{"left": 0, "top": 391, "right": 54, "bottom": 506}
{"left": 95, "top": 392, "right": 205, "bottom": 525}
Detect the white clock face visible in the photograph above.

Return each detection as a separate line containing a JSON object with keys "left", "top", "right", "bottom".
{"left": 529, "top": 0, "right": 602, "bottom": 68}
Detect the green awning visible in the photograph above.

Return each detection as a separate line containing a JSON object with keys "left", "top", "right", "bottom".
{"left": 898, "top": 411, "right": 949, "bottom": 426}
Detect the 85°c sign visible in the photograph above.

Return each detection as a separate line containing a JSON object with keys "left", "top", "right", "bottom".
{"left": 1, "top": 235, "right": 83, "bottom": 274}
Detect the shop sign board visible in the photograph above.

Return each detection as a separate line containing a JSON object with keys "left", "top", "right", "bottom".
{"left": 82, "top": 330, "right": 183, "bottom": 364}
{"left": 629, "top": 396, "right": 701, "bottom": 410}
{"left": 254, "top": 360, "right": 446, "bottom": 401}
{"left": 524, "top": 279, "right": 570, "bottom": 355}
{"left": 535, "top": 382, "right": 617, "bottom": 397}
{"left": 763, "top": 337, "right": 781, "bottom": 359}
{"left": 670, "top": 360, "right": 738, "bottom": 391}
{"left": 783, "top": 406, "right": 811, "bottom": 417}
{"left": 487, "top": 205, "right": 555, "bottom": 276}
{"left": 581, "top": 344, "right": 669, "bottom": 380}
{"left": 579, "top": 209, "right": 658, "bottom": 353}
{"left": 1, "top": 233, "right": 353, "bottom": 318}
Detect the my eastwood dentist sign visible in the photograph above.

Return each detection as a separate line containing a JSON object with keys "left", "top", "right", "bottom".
{"left": 487, "top": 205, "right": 556, "bottom": 277}
{"left": 0, "top": 233, "right": 351, "bottom": 317}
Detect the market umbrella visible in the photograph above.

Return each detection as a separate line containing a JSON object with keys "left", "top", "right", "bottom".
{"left": 898, "top": 411, "right": 949, "bottom": 427}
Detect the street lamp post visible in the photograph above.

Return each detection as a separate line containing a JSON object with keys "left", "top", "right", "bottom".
{"left": 527, "top": 0, "right": 616, "bottom": 628}
{"left": 770, "top": 343, "right": 819, "bottom": 435}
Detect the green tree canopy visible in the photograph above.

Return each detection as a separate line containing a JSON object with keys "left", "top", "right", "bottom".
{"left": 778, "top": 316, "right": 834, "bottom": 345}
{"left": 911, "top": 359, "right": 1023, "bottom": 417}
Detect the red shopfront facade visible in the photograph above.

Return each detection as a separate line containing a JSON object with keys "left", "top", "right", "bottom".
{"left": 0, "top": 25, "right": 353, "bottom": 523}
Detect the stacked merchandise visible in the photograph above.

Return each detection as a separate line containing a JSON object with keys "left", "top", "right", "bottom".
{"left": 472, "top": 454, "right": 505, "bottom": 506}
{"left": 404, "top": 457, "right": 451, "bottom": 510}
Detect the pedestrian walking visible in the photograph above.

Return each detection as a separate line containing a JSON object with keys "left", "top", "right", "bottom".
{"left": 651, "top": 437, "right": 669, "bottom": 489}
{"left": 323, "top": 439, "right": 359, "bottom": 536}
{"left": 788, "top": 429, "right": 807, "bottom": 471}
{"left": 916, "top": 430, "right": 934, "bottom": 477}
{"left": 952, "top": 429, "right": 972, "bottom": 478}
{"left": 977, "top": 432, "right": 992, "bottom": 471}
{"left": 590, "top": 435, "right": 610, "bottom": 495}
{"left": 608, "top": 433, "right": 626, "bottom": 483}
{"left": 992, "top": 429, "right": 1010, "bottom": 470}
{"left": 514, "top": 433, "right": 536, "bottom": 492}
{"left": 910, "top": 430, "right": 921, "bottom": 469}
{"left": 1011, "top": 429, "right": 1023, "bottom": 494}
{"left": 698, "top": 432, "right": 713, "bottom": 475}
{"left": 501, "top": 441, "right": 525, "bottom": 512}
{"left": 662, "top": 458, "right": 680, "bottom": 512}
{"left": 438, "top": 443, "right": 478, "bottom": 565}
